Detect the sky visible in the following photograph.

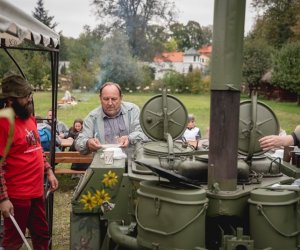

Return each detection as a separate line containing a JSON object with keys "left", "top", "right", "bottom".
{"left": 12, "top": 0, "right": 257, "bottom": 38}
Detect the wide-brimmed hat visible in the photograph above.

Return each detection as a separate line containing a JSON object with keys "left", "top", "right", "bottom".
{"left": 0, "top": 74, "right": 33, "bottom": 99}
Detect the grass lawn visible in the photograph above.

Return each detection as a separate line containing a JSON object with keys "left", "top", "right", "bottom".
{"left": 32, "top": 90, "right": 300, "bottom": 249}
{"left": 34, "top": 91, "right": 300, "bottom": 134}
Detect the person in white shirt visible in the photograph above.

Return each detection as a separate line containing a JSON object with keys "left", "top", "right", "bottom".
{"left": 62, "top": 90, "right": 72, "bottom": 103}
{"left": 183, "top": 114, "right": 201, "bottom": 141}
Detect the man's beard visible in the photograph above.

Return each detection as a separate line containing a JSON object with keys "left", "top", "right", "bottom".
{"left": 12, "top": 99, "right": 33, "bottom": 119}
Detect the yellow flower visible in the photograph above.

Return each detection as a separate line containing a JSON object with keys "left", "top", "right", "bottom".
{"left": 102, "top": 170, "right": 118, "bottom": 187}
{"left": 94, "top": 189, "right": 111, "bottom": 206}
{"left": 80, "top": 191, "right": 97, "bottom": 210}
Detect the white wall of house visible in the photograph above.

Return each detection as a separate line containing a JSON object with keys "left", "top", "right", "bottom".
{"left": 150, "top": 61, "right": 184, "bottom": 79}
{"left": 151, "top": 53, "right": 210, "bottom": 80}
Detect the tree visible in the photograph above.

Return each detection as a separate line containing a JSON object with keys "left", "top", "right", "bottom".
{"left": 68, "top": 32, "right": 103, "bottom": 90}
{"left": 290, "top": 1, "right": 300, "bottom": 41}
{"left": 32, "top": 0, "right": 57, "bottom": 29}
{"left": 164, "top": 38, "right": 178, "bottom": 52}
{"left": 242, "top": 39, "right": 273, "bottom": 95}
{"left": 250, "top": 0, "right": 298, "bottom": 48}
{"left": 99, "top": 31, "right": 143, "bottom": 91}
{"left": 27, "top": 52, "right": 51, "bottom": 90}
{"left": 184, "top": 69, "right": 203, "bottom": 94}
{"left": 169, "top": 22, "right": 189, "bottom": 50}
{"left": 272, "top": 41, "right": 300, "bottom": 105}
{"left": 59, "top": 35, "right": 70, "bottom": 61}
{"left": 144, "top": 25, "right": 170, "bottom": 59}
{"left": 185, "top": 21, "right": 205, "bottom": 49}
{"left": 91, "top": 0, "right": 176, "bottom": 60}
{"left": 202, "top": 25, "right": 213, "bottom": 45}
{"left": 159, "top": 71, "right": 185, "bottom": 93}
{"left": 170, "top": 21, "right": 212, "bottom": 51}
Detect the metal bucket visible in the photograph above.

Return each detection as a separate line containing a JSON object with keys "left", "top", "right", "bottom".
{"left": 248, "top": 188, "right": 300, "bottom": 250}
{"left": 136, "top": 180, "right": 208, "bottom": 250}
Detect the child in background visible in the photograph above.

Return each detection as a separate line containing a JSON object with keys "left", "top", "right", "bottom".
{"left": 183, "top": 114, "right": 201, "bottom": 141}
{"left": 67, "top": 118, "right": 83, "bottom": 151}
{"left": 67, "top": 118, "right": 90, "bottom": 171}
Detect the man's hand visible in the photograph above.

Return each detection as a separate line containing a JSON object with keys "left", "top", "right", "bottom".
{"left": 259, "top": 135, "right": 294, "bottom": 151}
{"left": 87, "top": 138, "right": 102, "bottom": 151}
{"left": 0, "top": 199, "right": 14, "bottom": 218}
{"left": 118, "top": 136, "right": 129, "bottom": 148}
{"left": 47, "top": 169, "right": 59, "bottom": 192}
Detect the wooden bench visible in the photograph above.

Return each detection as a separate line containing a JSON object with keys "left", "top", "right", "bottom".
{"left": 54, "top": 168, "right": 86, "bottom": 174}
{"left": 45, "top": 152, "right": 93, "bottom": 175}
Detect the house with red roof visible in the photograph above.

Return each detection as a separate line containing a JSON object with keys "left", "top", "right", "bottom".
{"left": 151, "top": 45, "right": 212, "bottom": 79}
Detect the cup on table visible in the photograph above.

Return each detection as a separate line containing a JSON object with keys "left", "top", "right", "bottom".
{"left": 283, "top": 146, "right": 294, "bottom": 162}
{"left": 103, "top": 149, "right": 114, "bottom": 165}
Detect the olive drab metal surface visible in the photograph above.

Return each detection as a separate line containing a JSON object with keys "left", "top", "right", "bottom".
{"left": 136, "top": 181, "right": 208, "bottom": 249}
{"left": 249, "top": 188, "right": 300, "bottom": 250}
{"left": 140, "top": 89, "right": 188, "bottom": 141}
{"left": 239, "top": 96, "right": 280, "bottom": 157}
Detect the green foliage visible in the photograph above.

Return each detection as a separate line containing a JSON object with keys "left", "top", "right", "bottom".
{"left": 59, "top": 35, "right": 70, "bottom": 61}
{"left": 272, "top": 41, "right": 300, "bottom": 95}
{"left": 0, "top": 50, "right": 16, "bottom": 76}
{"left": 99, "top": 31, "right": 143, "bottom": 91}
{"left": 242, "top": 39, "right": 273, "bottom": 92}
{"left": 0, "top": 49, "right": 51, "bottom": 89}
{"left": 144, "top": 25, "right": 170, "bottom": 60}
{"left": 290, "top": 1, "right": 300, "bottom": 41}
{"left": 139, "top": 65, "right": 155, "bottom": 90}
{"left": 185, "top": 69, "right": 203, "bottom": 94}
{"left": 32, "top": 0, "right": 57, "bottom": 29}
{"left": 164, "top": 38, "right": 178, "bottom": 52}
{"left": 170, "top": 22, "right": 212, "bottom": 51}
{"left": 159, "top": 71, "right": 185, "bottom": 93}
{"left": 250, "top": 0, "right": 298, "bottom": 48}
{"left": 60, "top": 63, "right": 67, "bottom": 75}
{"left": 154, "top": 69, "right": 209, "bottom": 94}
{"left": 91, "top": 0, "right": 176, "bottom": 60}
{"left": 67, "top": 33, "right": 102, "bottom": 90}
{"left": 202, "top": 75, "right": 211, "bottom": 92}
{"left": 27, "top": 52, "right": 51, "bottom": 89}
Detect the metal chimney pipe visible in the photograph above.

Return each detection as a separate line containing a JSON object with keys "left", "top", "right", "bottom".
{"left": 208, "top": 0, "right": 246, "bottom": 191}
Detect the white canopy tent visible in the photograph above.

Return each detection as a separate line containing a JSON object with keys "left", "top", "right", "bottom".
{"left": 0, "top": 0, "right": 59, "bottom": 49}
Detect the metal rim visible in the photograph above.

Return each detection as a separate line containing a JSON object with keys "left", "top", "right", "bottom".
{"left": 238, "top": 100, "right": 280, "bottom": 156}
{"left": 140, "top": 94, "right": 188, "bottom": 141}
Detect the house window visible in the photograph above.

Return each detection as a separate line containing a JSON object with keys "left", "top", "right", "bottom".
{"left": 194, "top": 56, "right": 196, "bottom": 62}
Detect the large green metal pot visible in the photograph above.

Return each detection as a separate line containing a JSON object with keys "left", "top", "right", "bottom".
{"left": 136, "top": 180, "right": 208, "bottom": 250}
{"left": 248, "top": 188, "right": 300, "bottom": 250}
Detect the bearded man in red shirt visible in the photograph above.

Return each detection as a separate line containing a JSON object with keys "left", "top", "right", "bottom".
{"left": 0, "top": 74, "right": 59, "bottom": 250}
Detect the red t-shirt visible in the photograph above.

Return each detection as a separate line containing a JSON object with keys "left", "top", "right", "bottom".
{"left": 0, "top": 115, "right": 44, "bottom": 199}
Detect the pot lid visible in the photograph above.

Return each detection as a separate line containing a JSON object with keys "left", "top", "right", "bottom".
{"left": 140, "top": 92, "right": 188, "bottom": 141}
{"left": 238, "top": 98, "right": 279, "bottom": 156}
{"left": 135, "top": 160, "right": 201, "bottom": 188}
{"left": 143, "top": 141, "right": 194, "bottom": 156}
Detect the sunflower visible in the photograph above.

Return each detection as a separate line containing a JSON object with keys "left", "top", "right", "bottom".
{"left": 94, "top": 189, "right": 111, "bottom": 206}
{"left": 102, "top": 170, "right": 118, "bottom": 187}
{"left": 80, "top": 191, "right": 97, "bottom": 210}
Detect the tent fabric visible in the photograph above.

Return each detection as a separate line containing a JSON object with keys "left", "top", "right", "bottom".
{"left": 0, "top": 0, "right": 59, "bottom": 48}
